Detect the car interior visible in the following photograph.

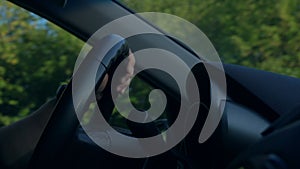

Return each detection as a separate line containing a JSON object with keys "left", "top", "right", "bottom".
{"left": 3, "top": 0, "right": 300, "bottom": 169}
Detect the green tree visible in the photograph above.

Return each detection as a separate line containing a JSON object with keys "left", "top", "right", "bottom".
{"left": 121, "top": 0, "right": 300, "bottom": 78}
{"left": 0, "top": 1, "right": 83, "bottom": 126}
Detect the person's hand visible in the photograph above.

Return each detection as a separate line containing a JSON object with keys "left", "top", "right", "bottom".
{"left": 115, "top": 50, "right": 135, "bottom": 94}
{"left": 97, "top": 50, "right": 135, "bottom": 99}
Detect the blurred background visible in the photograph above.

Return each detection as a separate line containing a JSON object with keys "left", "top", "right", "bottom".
{"left": 1, "top": 0, "right": 299, "bottom": 126}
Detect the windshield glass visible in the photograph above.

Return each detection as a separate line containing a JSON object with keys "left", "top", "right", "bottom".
{"left": 119, "top": 0, "right": 300, "bottom": 78}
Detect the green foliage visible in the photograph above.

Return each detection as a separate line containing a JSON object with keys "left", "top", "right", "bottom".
{"left": 0, "top": 1, "right": 84, "bottom": 126}
{"left": 121, "top": 0, "right": 300, "bottom": 78}
{"left": 1, "top": 0, "right": 300, "bottom": 126}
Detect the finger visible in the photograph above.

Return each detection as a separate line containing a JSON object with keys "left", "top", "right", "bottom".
{"left": 119, "top": 77, "right": 131, "bottom": 90}
{"left": 117, "top": 84, "right": 127, "bottom": 94}
{"left": 127, "top": 51, "right": 135, "bottom": 75}
{"left": 117, "top": 77, "right": 132, "bottom": 93}
{"left": 120, "top": 73, "right": 132, "bottom": 84}
{"left": 97, "top": 74, "right": 109, "bottom": 93}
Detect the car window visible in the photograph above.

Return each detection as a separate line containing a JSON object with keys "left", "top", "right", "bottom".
{"left": 0, "top": 1, "right": 84, "bottom": 127}
{"left": 119, "top": 0, "right": 300, "bottom": 78}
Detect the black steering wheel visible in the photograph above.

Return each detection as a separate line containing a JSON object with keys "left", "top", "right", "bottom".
{"left": 28, "top": 34, "right": 130, "bottom": 169}
{"left": 28, "top": 33, "right": 219, "bottom": 169}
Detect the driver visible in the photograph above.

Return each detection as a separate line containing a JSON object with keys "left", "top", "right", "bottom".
{"left": 0, "top": 50, "right": 135, "bottom": 169}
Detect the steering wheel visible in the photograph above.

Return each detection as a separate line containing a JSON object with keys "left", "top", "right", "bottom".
{"left": 28, "top": 33, "right": 219, "bottom": 169}
{"left": 28, "top": 34, "right": 130, "bottom": 169}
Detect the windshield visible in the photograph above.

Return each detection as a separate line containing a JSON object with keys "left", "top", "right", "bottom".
{"left": 119, "top": 0, "right": 300, "bottom": 78}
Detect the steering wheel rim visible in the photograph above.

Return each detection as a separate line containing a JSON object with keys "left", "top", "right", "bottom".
{"left": 28, "top": 34, "right": 129, "bottom": 169}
